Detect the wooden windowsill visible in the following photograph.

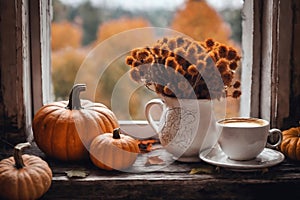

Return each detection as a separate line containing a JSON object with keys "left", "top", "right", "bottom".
{"left": 1, "top": 143, "right": 300, "bottom": 199}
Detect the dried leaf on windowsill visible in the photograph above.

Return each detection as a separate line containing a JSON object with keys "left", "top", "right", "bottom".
{"left": 138, "top": 139, "right": 160, "bottom": 153}
{"left": 189, "top": 165, "right": 216, "bottom": 174}
{"left": 65, "top": 169, "right": 89, "bottom": 178}
{"left": 145, "top": 155, "right": 165, "bottom": 166}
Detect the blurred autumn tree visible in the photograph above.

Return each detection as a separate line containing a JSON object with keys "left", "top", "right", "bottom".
{"left": 51, "top": 21, "right": 83, "bottom": 50}
{"left": 52, "top": 49, "right": 87, "bottom": 100}
{"left": 94, "top": 17, "right": 152, "bottom": 44}
{"left": 52, "top": 0, "right": 102, "bottom": 46}
{"left": 51, "top": 21, "right": 87, "bottom": 100}
{"left": 171, "top": 0, "right": 232, "bottom": 44}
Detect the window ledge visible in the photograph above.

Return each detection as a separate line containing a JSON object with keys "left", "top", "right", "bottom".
{"left": 1, "top": 143, "right": 299, "bottom": 199}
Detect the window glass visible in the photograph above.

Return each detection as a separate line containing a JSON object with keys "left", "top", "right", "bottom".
{"left": 51, "top": 0, "right": 243, "bottom": 120}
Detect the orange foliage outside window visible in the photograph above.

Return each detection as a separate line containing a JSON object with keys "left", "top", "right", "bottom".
{"left": 51, "top": 48, "right": 87, "bottom": 99}
{"left": 95, "top": 17, "right": 151, "bottom": 43}
{"left": 51, "top": 21, "right": 83, "bottom": 51}
{"left": 172, "top": 0, "right": 232, "bottom": 45}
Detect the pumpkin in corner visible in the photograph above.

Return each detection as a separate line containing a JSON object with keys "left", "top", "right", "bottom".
{"left": 32, "top": 84, "right": 119, "bottom": 161}
{"left": 0, "top": 142, "right": 52, "bottom": 200}
{"left": 280, "top": 126, "right": 300, "bottom": 161}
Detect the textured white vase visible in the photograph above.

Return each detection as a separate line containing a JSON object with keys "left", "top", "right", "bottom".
{"left": 145, "top": 96, "right": 220, "bottom": 162}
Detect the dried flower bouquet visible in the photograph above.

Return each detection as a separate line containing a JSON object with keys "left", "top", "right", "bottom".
{"left": 125, "top": 36, "right": 241, "bottom": 100}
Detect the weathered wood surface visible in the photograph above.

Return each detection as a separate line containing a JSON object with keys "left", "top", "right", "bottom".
{"left": 1, "top": 143, "right": 300, "bottom": 200}
{"left": 0, "top": 0, "right": 28, "bottom": 143}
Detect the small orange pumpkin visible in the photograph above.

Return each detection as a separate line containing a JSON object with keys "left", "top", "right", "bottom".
{"left": 0, "top": 142, "right": 52, "bottom": 200}
{"left": 280, "top": 126, "right": 300, "bottom": 160}
{"left": 32, "top": 84, "right": 119, "bottom": 161}
{"left": 90, "top": 128, "right": 140, "bottom": 170}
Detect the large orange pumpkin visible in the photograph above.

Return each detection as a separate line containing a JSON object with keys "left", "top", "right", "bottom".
{"left": 90, "top": 128, "right": 140, "bottom": 170}
{"left": 0, "top": 142, "right": 52, "bottom": 200}
{"left": 32, "top": 84, "right": 119, "bottom": 161}
{"left": 280, "top": 126, "right": 300, "bottom": 161}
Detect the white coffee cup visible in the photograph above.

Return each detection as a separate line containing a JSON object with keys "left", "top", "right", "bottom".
{"left": 216, "top": 117, "right": 282, "bottom": 161}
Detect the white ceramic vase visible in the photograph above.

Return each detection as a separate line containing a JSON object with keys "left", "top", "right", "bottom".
{"left": 145, "top": 95, "right": 220, "bottom": 162}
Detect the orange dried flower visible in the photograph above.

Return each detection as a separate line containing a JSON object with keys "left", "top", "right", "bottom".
{"left": 209, "top": 51, "right": 219, "bottom": 63}
{"left": 163, "top": 85, "right": 174, "bottom": 96}
{"left": 155, "top": 84, "right": 164, "bottom": 94}
{"left": 174, "top": 47, "right": 186, "bottom": 58}
{"left": 218, "top": 45, "right": 228, "bottom": 58}
{"left": 132, "top": 60, "right": 142, "bottom": 68}
{"left": 187, "top": 44, "right": 197, "bottom": 56}
{"left": 232, "top": 90, "right": 242, "bottom": 98}
{"left": 183, "top": 39, "right": 191, "bottom": 50}
{"left": 131, "top": 48, "right": 139, "bottom": 59}
{"left": 227, "top": 48, "right": 237, "bottom": 60}
{"left": 196, "top": 60, "right": 206, "bottom": 72}
{"left": 145, "top": 55, "right": 154, "bottom": 64}
{"left": 151, "top": 45, "right": 161, "bottom": 56}
{"left": 216, "top": 59, "right": 229, "bottom": 74}
{"left": 168, "top": 38, "right": 177, "bottom": 50}
{"left": 160, "top": 44, "right": 170, "bottom": 58}
{"left": 229, "top": 61, "right": 238, "bottom": 70}
{"left": 137, "top": 49, "right": 150, "bottom": 60}
{"left": 125, "top": 56, "right": 135, "bottom": 66}
{"left": 206, "top": 38, "right": 215, "bottom": 48}
{"left": 176, "top": 37, "right": 185, "bottom": 47}
{"left": 187, "top": 65, "right": 199, "bottom": 76}
{"left": 165, "top": 57, "right": 178, "bottom": 69}
{"left": 235, "top": 55, "right": 241, "bottom": 61}
{"left": 222, "top": 71, "right": 233, "bottom": 86}
{"left": 175, "top": 65, "right": 186, "bottom": 75}
{"left": 233, "top": 81, "right": 241, "bottom": 88}
{"left": 162, "top": 37, "right": 168, "bottom": 43}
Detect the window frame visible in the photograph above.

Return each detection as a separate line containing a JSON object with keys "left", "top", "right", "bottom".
{"left": 0, "top": 0, "right": 294, "bottom": 142}
{"left": 29, "top": 0, "right": 53, "bottom": 113}
{"left": 240, "top": 0, "right": 292, "bottom": 129}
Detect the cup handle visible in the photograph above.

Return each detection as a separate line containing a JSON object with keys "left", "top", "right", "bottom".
{"left": 266, "top": 128, "right": 283, "bottom": 149}
{"left": 145, "top": 98, "right": 165, "bottom": 134}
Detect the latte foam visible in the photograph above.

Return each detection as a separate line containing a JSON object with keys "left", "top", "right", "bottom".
{"left": 219, "top": 118, "right": 267, "bottom": 128}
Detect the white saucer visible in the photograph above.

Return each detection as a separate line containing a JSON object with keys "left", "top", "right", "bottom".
{"left": 199, "top": 146, "right": 285, "bottom": 172}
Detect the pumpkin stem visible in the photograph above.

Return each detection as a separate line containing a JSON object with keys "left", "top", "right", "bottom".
{"left": 113, "top": 128, "right": 121, "bottom": 139}
{"left": 14, "top": 142, "right": 31, "bottom": 169}
{"left": 66, "top": 84, "right": 86, "bottom": 110}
